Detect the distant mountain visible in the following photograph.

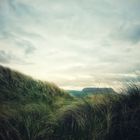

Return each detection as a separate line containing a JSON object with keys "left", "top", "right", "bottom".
{"left": 67, "top": 87, "right": 116, "bottom": 97}
{"left": 83, "top": 87, "right": 115, "bottom": 94}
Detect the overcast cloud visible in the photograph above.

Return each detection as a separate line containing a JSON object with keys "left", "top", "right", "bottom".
{"left": 0, "top": 0, "right": 140, "bottom": 90}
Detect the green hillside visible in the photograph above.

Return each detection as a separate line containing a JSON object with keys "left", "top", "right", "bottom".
{"left": 0, "top": 65, "right": 71, "bottom": 103}
{"left": 0, "top": 65, "right": 74, "bottom": 140}
{"left": 0, "top": 65, "right": 140, "bottom": 140}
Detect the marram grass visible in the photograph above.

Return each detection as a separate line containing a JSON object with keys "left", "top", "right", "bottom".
{"left": 0, "top": 65, "right": 140, "bottom": 140}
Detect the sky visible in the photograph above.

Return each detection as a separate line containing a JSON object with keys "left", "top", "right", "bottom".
{"left": 0, "top": 0, "right": 140, "bottom": 90}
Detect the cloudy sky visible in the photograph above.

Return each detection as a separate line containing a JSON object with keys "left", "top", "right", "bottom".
{"left": 0, "top": 0, "right": 140, "bottom": 90}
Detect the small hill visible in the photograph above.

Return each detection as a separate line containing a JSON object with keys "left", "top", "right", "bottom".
{"left": 0, "top": 65, "right": 71, "bottom": 104}
{"left": 0, "top": 65, "right": 73, "bottom": 140}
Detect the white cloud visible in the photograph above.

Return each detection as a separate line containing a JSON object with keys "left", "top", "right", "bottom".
{"left": 0, "top": 0, "right": 140, "bottom": 90}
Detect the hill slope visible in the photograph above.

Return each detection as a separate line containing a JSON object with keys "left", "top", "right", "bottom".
{"left": 0, "top": 65, "right": 73, "bottom": 140}
{"left": 0, "top": 65, "right": 140, "bottom": 140}
{"left": 0, "top": 65, "right": 71, "bottom": 104}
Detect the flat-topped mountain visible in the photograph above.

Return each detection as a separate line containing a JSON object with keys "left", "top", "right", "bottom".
{"left": 68, "top": 87, "right": 116, "bottom": 97}
{"left": 83, "top": 87, "right": 115, "bottom": 94}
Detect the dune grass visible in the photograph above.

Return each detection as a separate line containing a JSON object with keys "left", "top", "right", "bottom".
{"left": 0, "top": 65, "right": 140, "bottom": 140}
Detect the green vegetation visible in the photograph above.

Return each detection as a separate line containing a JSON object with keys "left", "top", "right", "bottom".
{"left": 0, "top": 65, "right": 140, "bottom": 140}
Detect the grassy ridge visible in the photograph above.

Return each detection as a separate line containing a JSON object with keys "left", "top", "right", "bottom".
{"left": 0, "top": 65, "right": 140, "bottom": 140}
{"left": 0, "top": 65, "right": 71, "bottom": 103}
{"left": 0, "top": 65, "right": 73, "bottom": 140}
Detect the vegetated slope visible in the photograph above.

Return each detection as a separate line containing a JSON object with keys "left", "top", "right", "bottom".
{"left": 0, "top": 65, "right": 71, "bottom": 104}
{"left": 0, "top": 65, "right": 140, "bottom": 140}
{"left": 0, "top": 65, "right": 73, "bottom": 140}
{"left": 55, "top": 87, "right": 140, "bottom": 140}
